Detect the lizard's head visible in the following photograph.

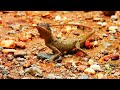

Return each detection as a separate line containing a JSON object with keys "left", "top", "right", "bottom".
{"left": 37, "top": 23, "right": 52, "bottom": 40}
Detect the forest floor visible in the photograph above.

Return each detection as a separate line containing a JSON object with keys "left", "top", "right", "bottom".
{"left": 0, "top": 11, "right": 119, "bottom": 79}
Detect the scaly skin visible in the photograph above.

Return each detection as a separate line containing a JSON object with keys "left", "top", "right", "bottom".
{"left": 37, "top": 23, "right": 95, "bottom": 62}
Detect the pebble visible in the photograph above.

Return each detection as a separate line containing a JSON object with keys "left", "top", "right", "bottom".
{"left": 7, "top": 30, "right": 16, "bottom": 34}
{"left": 8, "top": 23, "right": 20, "bottom": 30}
{"left": 16, "top": 41, "right": 26, "bottom": 48}
{"left": 2, "top": 49, "right": 17, "bottom": 54}
{"left": 105, "top": 64, "right": 110, "bottom": 70}
{"left": 97, "top": 22, "right": 102, "bottom": 26}
{"left": 79, "top": 74, "right": 89, "bottom": 79}
{"left": 109, "top": 36, "right": 116, "bottom": 41}
{"left": 88, "top": 59, "right": 94, "bottom": 65}
{"left": 7, "top": 54, "right": 14, "bottom": 61}
{"left": 0, "top": 46, "right": 3, "bottom": 51}
{"left": 2, "top": 69, "right": 8, "bottom": 75}
{"left": 93, "top": 17, "right": 101, "bottom": 21}
{"left": 113, "top": 72, "right": 120, "bottom": 76}
{"left": 84, "top": 68, "right": 95, "bottom": 74}
{"left": 55, "top": 15, "right": 62, "bottom": 21}
{"left": 0, "top": 65, "right": 5, "bottom": 70}
{"left": 97, "top": 22, "right": 107, "bottom": 26}
{"left": 102, "top": 42, "right": 111, "bottom": 48}
{"left": 0, "top": 40, "right": 16, "bottom": 48}
{"left": 55, "top": 63, "right": 62, "bottom": 67}
{"left": 77, "top": 65, "right": 86, "bottom": 71}
{"left": 90, "top": 64, "right": 101, "bottom": 71}
{"left": 102, "top": 51, "right": 108, "bottom": 55}
{"left": 16, "top": 57, "right": 25, "bottom": 62}
{"left": 103, "top": 55, "right": 111, "bottom": 61}
{"left": 19, "top": 70, "right": 25, "bottom": 76}
{"left": 25, "top": 66, "right": 42, "bottom": 75}
{"left": 108, "top": 26, "right": 118, "bottom": 34}
{"left": 102, "top": 33, "right": 108, "bottom": 37}
{"left": 93, "top": 41, "right": 98, "bottom": 47}
{"left": 109, "top": 29, "right": 117, "bottom": 34}
{"left": 117, "top": 28, "right": 120, "bottom": 32}
{"left": 47, "top": 73, "right": 62, "bottom": 79}
{"left": 111, "top": 15, "right": 118, "bottom": 21}
{"left": 37, "top": 53, "right": 52, "bottom": 60}
{"left": 96, "top": 73, "right": 104, "bottom": 79}
{"left": 111, "top": 54, "right": 119, "bottom": 60}
{"left": 83, "top": 57, "right": 89, "bottom": 61}
{"left": 14, "top": 50, "right": 27, "bottom": 58}
{"left": 102, "top": 22, "right": 107, "bottom": 26}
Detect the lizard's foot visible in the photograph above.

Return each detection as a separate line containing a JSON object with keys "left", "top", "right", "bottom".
{"left": 53, "top": 56, "right": 62, "bottom": 63}
{"left": 49, "top": 55, "right": 62, "bottom": 63}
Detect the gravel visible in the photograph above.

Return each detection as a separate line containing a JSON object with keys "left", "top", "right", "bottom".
{"left": 2, "top": 69, "right": 8, "bottom": 75}
{"left": 16, "top": 57, "right": 25, "bottom": 62}
{"left": 90, "top": 64, "right": 102, "bottom": 71}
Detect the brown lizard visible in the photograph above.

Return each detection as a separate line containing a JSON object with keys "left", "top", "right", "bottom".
{"left": 37, "top": 23, "right": 95, "bottom": 62}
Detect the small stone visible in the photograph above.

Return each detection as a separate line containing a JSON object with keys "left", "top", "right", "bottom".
{"left": 102, "top": 33, "right": 108, "bottom": 37}
{"left": 88, "top": 59, "right": 94, "bottom": 65}
{"left": 0, "top": 65, "right": 5, "bottom": 70}
{"left": 83, "top": 57, "right": 89, "bottom": 61}
{"left": 0, "top": 46, "right": 3, "bottom": 51}
{"left": 14, "top": 50, "right": 27, "bottom": 58}
{"left": 109, "top": 26, "right": 118, "bottom": 30}
{"left": 19, "top": 70, "right": 25, "bottom": 76}
{"left": 93, "top": 17, "right": 101, "bottom": 21}
{"left": 105, "top": 64, "right": 110, "bottom": 70}
{"left": 55, "top": 63, "right": 62, "bottom": 67}
{"left": 97, "top": 22, "right": 103, "bottom": 26}
{"left": 47, "top": 73, "right": 62, "bottom": 79}
{"left": 77, "top": 65, "right": 86, "bottom": 72}
{"left": 111, "top": 15, "right": 118, "bottom": 21}
{"left": 2, "top": 49, "right": 17, "bottom": 54}
{"left": 2, "top": 69, "right": 8, "bottom": 75}
{"left": 102, "top": 51, "right": 108, "bottom": 55}
{"left": 93, "top": 41, "right": 98, "bottom": 47}
{"left": 0, "top": 40, "right": 16, "bottom": 48}
{"left": 84, "top": 68, "right": 95, "bottom": 74}
{"left": 117, "top": 28, "right": 120, "bottom": 32}
{"left": 96, "top": 73, "right": 104, "bottom": 79}
{"left": 103, "top": 55, "right": 111, "bottom": 61}
{"left": 109, "top": 29, "right": 116, "bottom": 34}
{"left": 55, "top": 15, "right": 62, "bottom": 21}
{"left": 109, "top": 36, "right": 116, "bottom": 41}
{"left": 7, "top": 30, "right": 16, "bottom": 34}
{"left": 16, "top": 57, "right": 25, "bottom": 62}
{"left": 37, "top": 53, "right": 52, "bottom": 60}
{"left": 113, "top": 72, "right": 120, "bottom": 76}
{"left": 102, "top": 22, "right": 107, "bottom": 26}
{"left": 79, "top": 74, "right": 88, "bottom": 79}
{"left": 7, "top": 54, "right": 14, "bottom": 61}
{"left": 16, "top": 41, "right": 26, "bottom": 48}
{"left": 25, "top": 66, "right": 42, "bottom": 75}
{"left": 111, "top": 54, "right": 119, "bottom": 60}
{"left": 102, "top": 42, "right": 111, "bottom": 48}
{"left": 90, "top": 64, "right": 101, "bottom": 71}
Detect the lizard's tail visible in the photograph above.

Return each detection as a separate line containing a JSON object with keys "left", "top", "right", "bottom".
{"left": 85, "top": 29, "right": 95, "bottom": 40}
{"left": 80, "top": 29, "right": 95, "bottom": 46}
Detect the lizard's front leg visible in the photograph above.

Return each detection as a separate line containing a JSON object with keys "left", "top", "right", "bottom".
{"left": 47, "top": 44, "right": 62, "bottom": 62}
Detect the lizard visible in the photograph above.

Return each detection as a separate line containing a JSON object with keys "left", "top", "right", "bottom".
{"left": 37, "top": 23, "right": 95, "bottom": 62}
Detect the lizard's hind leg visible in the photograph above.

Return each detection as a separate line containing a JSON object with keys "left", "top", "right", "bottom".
{"left": 75, "top": 42, "right": 89, "bottom": 56}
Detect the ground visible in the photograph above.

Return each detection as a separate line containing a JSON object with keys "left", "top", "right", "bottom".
{"left": 0, "top": 11, "right": 119, "bottom": 79}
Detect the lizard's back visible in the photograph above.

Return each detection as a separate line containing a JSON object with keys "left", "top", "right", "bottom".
{"left": 50, "top": 38, "right": 79, "bottom": 52}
